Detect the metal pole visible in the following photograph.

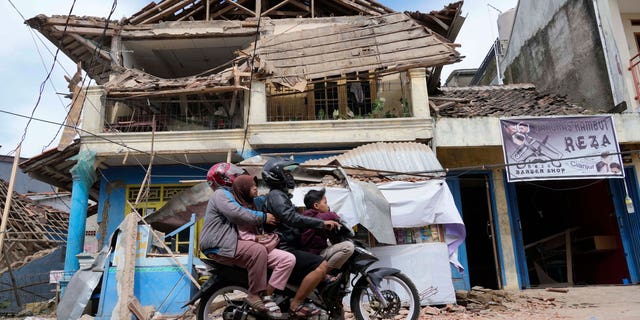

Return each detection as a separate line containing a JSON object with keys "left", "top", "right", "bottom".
{"left": 0, "top": 143, "right": 21, "bottom": 255}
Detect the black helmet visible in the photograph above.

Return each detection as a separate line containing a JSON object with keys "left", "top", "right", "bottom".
{"left": 262, "top": 158, "right": 299, "bottom": 189}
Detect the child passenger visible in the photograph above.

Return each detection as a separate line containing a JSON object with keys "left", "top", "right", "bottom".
{"left": 301, "top": 189, "right": 355, "bottom": 278}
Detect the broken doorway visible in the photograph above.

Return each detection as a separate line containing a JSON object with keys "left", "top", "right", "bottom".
{"left": 513, "top": 179, "right": 630, "bottom": 286}
{"left": 458, "top": 173, "right": 501, "bottom": 289}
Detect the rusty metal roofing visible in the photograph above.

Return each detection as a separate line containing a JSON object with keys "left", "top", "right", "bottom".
{"left": 302, "top": 142, "right": 444, "bottom": 176}
{"left": 432, "top": 84, "right": 590, "bottom": 118}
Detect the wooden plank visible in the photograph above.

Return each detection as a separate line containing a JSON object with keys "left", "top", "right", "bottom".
{"left": 256, "top": 14, "right": 412, "bottom": 49}
{"left": 565, "top": 230, "right": 573, "bottom": 286}
{"left": 261, "top": 0, "right": 293, "bottom": 16}
{"left": 210, "top": 0, "right": 249, "bottom": 20}
{"left": 224, "top": 0, "right": 255, "bottom": 17}
{"left": 338, "top": 78, "right": 347, "bottom": 118}
{"left": 128, "top": 296, "right": 152, "bottom": 320}
{"left": 266, "top": 45, "right": 457, "bottom": 79}
{"left": 0, "top": 144, "right": 21, "bottom": 256}
{"left": 333, "top": 0, "right": 379, "bottom": 15}
{"left": 287, "top": 0, "right": 311, "bottom": 12}
{"left": 140, "top": 0, "right": 199, "bottom": 24}
{"left": 68, "top": 33, "right": 112, "bottom": 62}
{"left": 129, "top": 0, "right": 183, "bottom": 24}
{"left": 59, "top": 63, "right": 86, "bottom": 151}
{"left": 52, "top": 25, "right": 115, "bottom": 37}
{"left": 261, "top": 28, "right": 436, "bottom": 62}
{"left": 263, "top": 10, "right": 305, "bottom": 16}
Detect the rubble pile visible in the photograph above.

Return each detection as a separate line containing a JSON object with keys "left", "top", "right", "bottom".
{"left": 344, "top": 286, "right": 569, "bottom": 319}
{"left": 420, "top": 286, "right": 567, "bottom": 319}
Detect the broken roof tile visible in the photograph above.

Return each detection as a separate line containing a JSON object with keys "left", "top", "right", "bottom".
{"left": 432, "top": 84, "right": 590, "bottom": 118}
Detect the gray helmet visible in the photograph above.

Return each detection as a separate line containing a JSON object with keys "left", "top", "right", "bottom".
{"left": 262, "top": 158, "right": 299, "bottom": 189}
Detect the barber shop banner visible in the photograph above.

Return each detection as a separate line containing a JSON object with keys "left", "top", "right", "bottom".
{"left": 500, "top": 115, "right": 623, "bottom": 182}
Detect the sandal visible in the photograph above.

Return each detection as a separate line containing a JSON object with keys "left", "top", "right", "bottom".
{"left": 290, "top": 303, "right": 321, "bottom": 318}
{"left": 262, "top": 295, "right": 286, "bottom": 319}
{"left": 245, "top": 295, "right": 268, "bottom": 313}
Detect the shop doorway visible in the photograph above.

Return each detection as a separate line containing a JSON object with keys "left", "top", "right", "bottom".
{"left": 458, "top": 173, "right": 501, "bottom": 289}
{"left": 513, "top": 179, "right": 630, "bottom": 286}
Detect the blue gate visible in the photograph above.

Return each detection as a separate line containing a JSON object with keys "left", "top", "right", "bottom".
{"left": 609, "top": 167, "right": 640, "bottom": 283}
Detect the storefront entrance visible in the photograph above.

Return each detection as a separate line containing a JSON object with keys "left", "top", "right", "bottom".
{"left": 510, "top": 178, "right": 631, "bottom": 286}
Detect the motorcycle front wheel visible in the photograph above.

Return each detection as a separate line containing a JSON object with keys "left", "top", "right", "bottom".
{"left": 197, "top": 284, "right": 248, "bottom": 320}
{"left": 350, "top": 272, "right": 420, "bottom": 320}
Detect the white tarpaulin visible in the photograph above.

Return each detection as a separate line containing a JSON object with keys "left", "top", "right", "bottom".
{"left": 371, "top": 243, "right": 456, "bottom": 305}
{"left": 291, "top": 179, "right": 465, "bottom": 270}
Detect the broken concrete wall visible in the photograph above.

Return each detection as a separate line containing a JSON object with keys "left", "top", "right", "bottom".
{"left": 502, "top": 0, "right": 613, "bottom": 112}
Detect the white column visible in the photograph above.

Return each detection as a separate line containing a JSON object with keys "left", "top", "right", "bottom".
{"left": 409, "top": 68, "right": 430, "bottom": 118}
{"left": 81, "top": 87, "right": 105, "bottom": 135}
{"left": 247, "top": 81, "right": 267, "bottom": 124}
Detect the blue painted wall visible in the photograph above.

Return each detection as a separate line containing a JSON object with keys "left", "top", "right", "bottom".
{"left": 97, "top": 164, "right": 209, "bottom": 245}
{"left": 0, "top": 247, "right": 65, "bottom": 314}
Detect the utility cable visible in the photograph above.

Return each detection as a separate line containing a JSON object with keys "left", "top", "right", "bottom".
{"left": 5, "top": 0, "right": 78, "bottom": 155}
{"left": 0, "top": 108, "right": 208, "bottom": 172}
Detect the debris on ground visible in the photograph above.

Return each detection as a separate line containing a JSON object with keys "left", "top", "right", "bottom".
{"left": 343, "top": 286, "right": 594, "bottom": 319}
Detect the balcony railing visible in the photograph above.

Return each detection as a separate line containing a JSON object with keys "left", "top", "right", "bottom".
{"left": 104, "top": 114, "right": 234, "bottom": 133}
{"left": 630, "top": 53, "right": 640, "bottom": 101}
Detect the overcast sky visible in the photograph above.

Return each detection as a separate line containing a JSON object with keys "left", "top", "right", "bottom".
{"left": 0, "top": 0, "right": 517, "bottom": 158}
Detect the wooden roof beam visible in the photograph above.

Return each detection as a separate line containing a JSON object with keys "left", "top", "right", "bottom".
{"left": 224, "top": 0, "right": 256, "bottom": 17}
{"left": 176, "top": 2, "right": 205, "bottom": 21}
{"left": 210, "top": 0, "right": 249, "bottom": 20}
{"left": 53, "top": 25, "right": 115, "bottom": 37}
{"left": 261, "top": 0, "right": 292, "bottom": 16}
{"left": 285, "top": 0, "right": 310, "bottom": 13}
{"left": 68, "top": 33, "right": 112, "bottom": 62}
{"left": 332, "top": 0, "right": 379, "bottom": 15}
{"left": 129, "top": 0, "right": 184, "bottom": 24}
{"left": 139, "top": 0, "right": 199, "bottom": 24}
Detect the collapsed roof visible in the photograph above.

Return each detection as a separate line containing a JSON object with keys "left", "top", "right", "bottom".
{"left": 26, "top": 1, "right": 464, "bottom": 92}
{"left": 0, "top": 180, "right": 69, "bottom": 273}
{"left": 127, "top": 0, "right": 396, "bottom": 24}
{"left": 431, "top": 84, "right": 590, "bottom": 118}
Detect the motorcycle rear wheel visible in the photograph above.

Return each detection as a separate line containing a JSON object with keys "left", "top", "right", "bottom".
{"left": 350, "top": 272, "right": 420, "bottom": 320}
{"left": 197, "top": 284, "right": 249, "bottom": 320}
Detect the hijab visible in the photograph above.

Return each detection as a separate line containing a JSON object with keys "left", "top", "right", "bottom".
{"left": 232, "top": 175, "right": 257, "bottom": 210}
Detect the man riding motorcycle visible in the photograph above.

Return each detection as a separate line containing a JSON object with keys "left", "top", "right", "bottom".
{"left": 261, "top": 158, "right": 341, "bottom": 317}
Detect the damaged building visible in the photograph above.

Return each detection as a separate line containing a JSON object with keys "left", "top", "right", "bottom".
{"left": 21, "top": 0, "right": 472, "bottom": 318}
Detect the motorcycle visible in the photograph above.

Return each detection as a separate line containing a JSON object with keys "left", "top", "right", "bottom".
{"left": 186, "top": 224, "right": 420, "bottom": 320}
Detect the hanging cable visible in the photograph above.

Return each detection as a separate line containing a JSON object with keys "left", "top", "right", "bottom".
{"left": 5, "top": 0, "right": 79, "bottom": 155}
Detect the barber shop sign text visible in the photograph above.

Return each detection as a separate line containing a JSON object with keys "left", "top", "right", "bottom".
{"left": 500, "top": 115, "right": 623, "bottom": 182}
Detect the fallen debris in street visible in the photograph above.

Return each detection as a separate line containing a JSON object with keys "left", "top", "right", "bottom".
{"left": 342, "top": 286, "right": 584, "bottom": 319}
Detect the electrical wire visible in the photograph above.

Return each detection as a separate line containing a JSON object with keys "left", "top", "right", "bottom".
{"left": 4, "top": 104, "right": 638, "bottom": 183}
{"left": 5, "top": 0, "right": 78, "bottom": 155}
{"left": 0, "top": 108, "right": 208, "bottom": 172}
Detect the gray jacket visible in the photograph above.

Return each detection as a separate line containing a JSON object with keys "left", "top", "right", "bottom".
{"left": 199, "top": 188, "right": 266, "bottom": 258}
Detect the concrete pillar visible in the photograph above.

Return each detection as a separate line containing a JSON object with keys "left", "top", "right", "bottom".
{"left": 409, "top": 68, "right": 430, "bottom": 118}
{"left": 247, "top": 81, "right": 267, "bottom": 124}
{"left": 82, "top": 87, "right": 105, "bottom": 134}
{"left": 64, "top": 150, "right": 97, "bottom": 273}
{"left": 492, "top": 168, "right": 520, "bottom": 290}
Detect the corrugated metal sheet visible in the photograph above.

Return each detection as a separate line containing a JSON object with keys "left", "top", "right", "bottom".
{"left": 301, "top": 142, "right": 443, "bottom": 176}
